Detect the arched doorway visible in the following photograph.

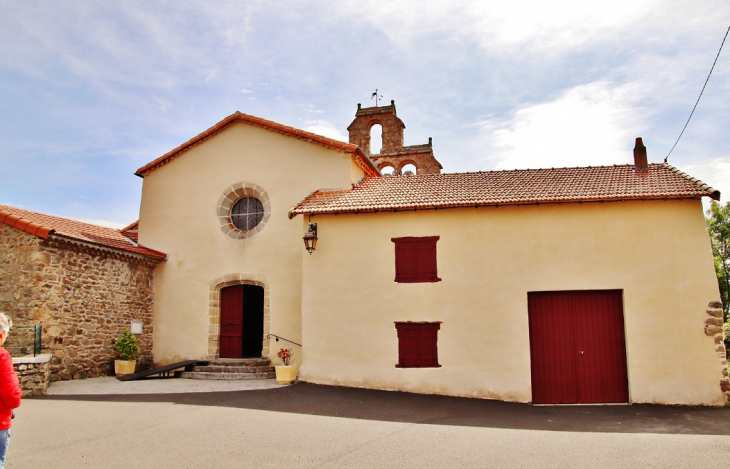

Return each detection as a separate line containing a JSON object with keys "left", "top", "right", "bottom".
{"left": 219, "top": 284, "right": 265, "bottom": 358}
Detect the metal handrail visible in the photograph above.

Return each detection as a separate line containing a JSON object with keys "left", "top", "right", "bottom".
{"left": 266, "top": 334, "right": 301, "bottom": 347}
{"left": 34, "top": 325, "right": 41, "bottom": 356}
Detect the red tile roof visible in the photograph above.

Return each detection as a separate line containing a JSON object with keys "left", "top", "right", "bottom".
{"left": 135, "top": 112, "right": 380, "bottom": 178}
{"left": 0, "top": 205, "right": 166, "bottom": 260}
{"left": 120, "top": 220, "right": 139, "bottom": 242}
{"left": 289, "top": 163, "right": 720, "bottom": 217}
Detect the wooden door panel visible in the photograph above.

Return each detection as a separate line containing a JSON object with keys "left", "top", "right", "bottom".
{"left": 574, "top": 291, "right": 629, "bottom": 403}
{"left": 529, "top": 291, "right": 578, "bottom": 404}
{"left": 220, "top": 285, "right": 244, "bottom": 358}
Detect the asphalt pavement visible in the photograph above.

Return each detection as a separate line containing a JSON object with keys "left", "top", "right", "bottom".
{"left": 6, "top": 378, "right": 730, "bottom": 468}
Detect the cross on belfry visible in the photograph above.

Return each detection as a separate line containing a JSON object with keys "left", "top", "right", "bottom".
{"left": 371, "top": 89, "right": 383, "bottom": 106}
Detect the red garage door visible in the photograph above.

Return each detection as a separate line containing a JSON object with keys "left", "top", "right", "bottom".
{"left": 528, "top": 290, "right": 629, "bottom": 404}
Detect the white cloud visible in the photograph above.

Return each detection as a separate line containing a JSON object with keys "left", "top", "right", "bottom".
{"left": 682, "top": 157, "right": 730, "bottom": 205}
{"left": 155, "top": 97, "right": 172, "bottom": 114}
{"left": 205, "top": 69, "right": 218, "bottom": 84}
{"left": 474, "top": 80, "right": 650, "bottom": 170}
{"left": 302, "top": 120, "right": 348, "bottom": 142}
{"left": 74, "top": 218, "right": 127, "bottom": 229}
{"left": 1, "top": 0, "right": 727, "bottom": 224}
{"left": 340, "top": 0, "right": 661, "bottom": 53}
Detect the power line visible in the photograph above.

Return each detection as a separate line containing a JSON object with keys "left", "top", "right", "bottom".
{"left": 664, "top": 25, "right": 729, "bottom": 163}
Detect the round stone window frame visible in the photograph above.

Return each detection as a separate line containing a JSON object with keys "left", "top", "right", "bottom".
{"left": 216, "top": 182, "right": 271, "bottom": 239}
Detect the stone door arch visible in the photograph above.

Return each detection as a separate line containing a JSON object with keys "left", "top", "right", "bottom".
{"left": 208, "top": 274, "right": 270, "bottom": 359}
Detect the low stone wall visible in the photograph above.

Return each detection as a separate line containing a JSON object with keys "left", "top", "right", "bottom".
{"left": 13, "top": 354, "right": 51, "bottom": 396}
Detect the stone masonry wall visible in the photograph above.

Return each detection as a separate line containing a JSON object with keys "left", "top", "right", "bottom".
{"left": 347, "top": 102, "right": 405, "bottom": 155}
{"left": 0, "top": 224, "right": 155, "bottom": 380}
{"left": 704, "top": 301, "right": 730, "bottom": 402}
{"left": 13, "top": 355, "right": 51, "bottom": 396}
{"left": 348, "top": 102, "right": 442, "bottom": 175}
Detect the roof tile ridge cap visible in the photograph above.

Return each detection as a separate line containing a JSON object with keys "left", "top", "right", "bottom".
{"left": 0, "top": 210, "right": 54, "bottom": 239}
{"left": 354, "top": 148, "right": 380, "bottom": 177}
{"left": 228, "top": 112, "right": 357, "bottom": 152}
{"left": 242, "top": 114, "right": 357, "bottom": 152}
{"left": 50, "top": 232, "right": 167, "bottom": 259}
{"left": 289, "top": 189, "right": 325, "bottom": 218}
{"left": 136, "top": 111, "right": 245, "bottom": 175}
{"left": 440, "top": 167, "right": 552, "bottom": 176}
{"left": 662, "top": 162, "right": 719, "bottom": 194}
{"left": 440, "top": 164, "right": 623, "bottom": 176}
{"left": 133, "top": 243, "right": 168, "bottom": 259}
{"left": 119, "top": 220, "right": 140, "bottom": 233}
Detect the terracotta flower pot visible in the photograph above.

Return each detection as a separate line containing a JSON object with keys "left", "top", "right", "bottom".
{"left": 275, "top": 365, "right": 298, "bottom": 384}
{"left": 114, "top": 359, "right": 137, "bottom": 376}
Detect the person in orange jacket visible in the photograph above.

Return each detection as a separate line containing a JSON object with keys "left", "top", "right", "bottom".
{"left": 0, "top": 313, "right": 21, "bottom": 469}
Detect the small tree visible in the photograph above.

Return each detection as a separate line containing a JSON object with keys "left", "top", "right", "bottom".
{"left": 113, "top": 330, "right": 140, "bottom": 361}
{"left": 705, "top": 201, "right": 730, "bottom": 359}
{"left": 706, "top": 201, "right": 730, "bottom": 321}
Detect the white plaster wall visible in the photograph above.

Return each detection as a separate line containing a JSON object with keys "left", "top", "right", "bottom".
{"left": 300, "top": 199, "right": 725, "bottom": 405}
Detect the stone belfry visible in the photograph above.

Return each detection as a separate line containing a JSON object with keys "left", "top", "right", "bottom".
{"left": 347, "top": 100, "right": 442, "bottom": 175}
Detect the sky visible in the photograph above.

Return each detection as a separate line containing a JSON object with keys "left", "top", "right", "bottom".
{"left": 1, "top": 1, "right": 728, "bottom": 228}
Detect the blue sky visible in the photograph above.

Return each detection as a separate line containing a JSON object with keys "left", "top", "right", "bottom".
{"left": 1, "top": 1, "right": 728, "bottom": 227}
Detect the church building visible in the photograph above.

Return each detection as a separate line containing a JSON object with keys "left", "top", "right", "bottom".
{"left": 2, "top": 101, "right": 728, "bottom": 405}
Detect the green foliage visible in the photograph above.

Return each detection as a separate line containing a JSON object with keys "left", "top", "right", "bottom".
{"left": 113, "top": 330, "right": 140, "bottom": 361}
{"left": 705, "top": 201, "right": 730, "bottom": 323}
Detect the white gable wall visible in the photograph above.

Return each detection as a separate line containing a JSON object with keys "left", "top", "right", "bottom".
{"left": 139, "top": 122, "right": 362, "bottom": 364}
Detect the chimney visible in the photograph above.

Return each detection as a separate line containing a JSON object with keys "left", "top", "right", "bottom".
{"left": 633, "top": 137, "right": 648, "bottom": 171}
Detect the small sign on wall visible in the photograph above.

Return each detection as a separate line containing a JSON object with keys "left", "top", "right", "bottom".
{"left": 130, "top": 320, "right": 143, "bottom": 335}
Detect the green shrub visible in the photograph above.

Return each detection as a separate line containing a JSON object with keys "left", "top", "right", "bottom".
{"left": 113, "top": 330, "right": 140, "bottom": 361}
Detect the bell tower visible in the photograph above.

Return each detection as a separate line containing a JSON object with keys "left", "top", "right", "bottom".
{"left": 347, "top": 100, "right": 442, "bottom": 175}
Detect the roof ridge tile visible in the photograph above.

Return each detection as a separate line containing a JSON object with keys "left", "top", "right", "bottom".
{"left": 135, "top": 112, "right": 378, "bottom": 178}
{"left": 290, "top": 163, "right": 719, "bottom": 217}
{"left": 0, "top": 205, "right": 166, "bottom": 260}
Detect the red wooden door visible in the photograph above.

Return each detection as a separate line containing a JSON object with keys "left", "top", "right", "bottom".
{"left": 220, "top": 285, "right": 244, "bottom": 358}
{"left": 528, "top": 290, "right": 629, "bottom": 404}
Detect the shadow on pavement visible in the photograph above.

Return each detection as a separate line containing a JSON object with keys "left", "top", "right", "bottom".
{"left": 34, "top": 382, "right": 730, "bottom": 436}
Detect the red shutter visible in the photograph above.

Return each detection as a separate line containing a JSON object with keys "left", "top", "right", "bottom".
{"left": 395, "top": 322, "right": 441, "bottom": 368}
{"left": 392, "top": 236, "right": 441, "bottom": 283}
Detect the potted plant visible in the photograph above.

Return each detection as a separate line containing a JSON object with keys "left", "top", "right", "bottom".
{"left": 275, "top": 347, "right": 298, "bottom": 384}
{"left": 113, "top": 330, "right": 140, "bottom": 376}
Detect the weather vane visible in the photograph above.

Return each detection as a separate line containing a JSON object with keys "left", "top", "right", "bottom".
{"left": 371, "top": 89, "right": 383, "bottom": 107}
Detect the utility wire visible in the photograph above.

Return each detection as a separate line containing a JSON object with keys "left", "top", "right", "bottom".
{"left": 664, "top": 25, "right": 729, "bottom": 163}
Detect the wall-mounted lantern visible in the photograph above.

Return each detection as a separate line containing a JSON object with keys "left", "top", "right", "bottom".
{"left": 303, "top": 223, "right": 318, "bottom": 254}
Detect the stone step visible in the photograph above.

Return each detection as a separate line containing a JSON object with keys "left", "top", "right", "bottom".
{"left": 205, "top": 358, "right": 271, "bottom": 367}
{"left": 178, "top": 371, "right": 276, "bottom": 380}
{"left": 192, "top": 365, "right": 275, "bottom": 373}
